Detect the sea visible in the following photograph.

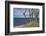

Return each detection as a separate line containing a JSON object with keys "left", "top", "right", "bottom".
{"left": 13, "top": 18, "right": 32, "bottom": 26}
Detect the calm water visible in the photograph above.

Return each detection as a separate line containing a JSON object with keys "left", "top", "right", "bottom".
{"left": 13, "top": 18, "right": 32, "bottom": 26}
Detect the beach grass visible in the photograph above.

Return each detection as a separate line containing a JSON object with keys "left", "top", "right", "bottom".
{"left": 24, "top": 19, "right": 39, "bottom": 27}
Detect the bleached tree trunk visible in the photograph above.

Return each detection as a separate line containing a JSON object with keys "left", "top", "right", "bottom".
{"left": 32, "top": 9, "right": 39, "bottom": 22}
{"left": 23, "top": 9, "right": 27, "bottom": 23}
{"left": 29, "top": 9, "right": 33, "bottom": 22}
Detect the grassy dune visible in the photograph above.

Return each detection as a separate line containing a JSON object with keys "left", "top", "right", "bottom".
{"left": 24, "top": 19, "right": 39, "bottom": 27}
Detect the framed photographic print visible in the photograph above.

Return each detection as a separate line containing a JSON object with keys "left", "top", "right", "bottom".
{"left": 5, "top": 1, "right": 45, "bottom": 35}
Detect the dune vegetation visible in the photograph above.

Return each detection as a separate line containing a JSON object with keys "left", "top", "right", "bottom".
{"left": 24, "top": 19, "right": 39, "bottom": 27}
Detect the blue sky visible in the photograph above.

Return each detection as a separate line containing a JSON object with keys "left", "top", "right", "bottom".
{"left": 13, "top": 8, "right": 32, "bottom": 18}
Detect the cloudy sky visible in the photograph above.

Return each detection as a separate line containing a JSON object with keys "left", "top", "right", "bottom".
{"left": 13, "top": 8, "right": 32, "bottom": 18}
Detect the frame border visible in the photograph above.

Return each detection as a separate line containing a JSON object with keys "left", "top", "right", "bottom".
{"left": 5, "top": 1, "right": 45, "bottom": 35}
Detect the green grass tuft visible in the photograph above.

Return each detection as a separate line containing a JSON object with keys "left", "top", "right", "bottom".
{"left": 24, "top": 19, "right": 39, "bottom": 27}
